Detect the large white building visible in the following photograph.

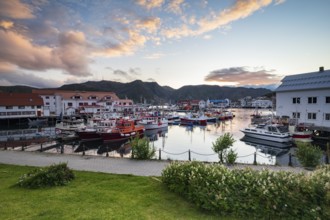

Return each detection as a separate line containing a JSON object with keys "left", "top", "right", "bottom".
{"left": 0, "top": 93, "right": 44, "bottom": 119}
{"left": 275, "top": 67, "right": 330, "bottom": 130}
{"left": 32, "top": 90, "right": 133, "bottom": 116}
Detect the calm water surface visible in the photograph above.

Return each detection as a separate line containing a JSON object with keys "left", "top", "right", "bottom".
{"left": 151, "top": 108, "right": 286, "bottom": 165}
{"left": 4, "top": 108, "right": 299, "bottom": 166}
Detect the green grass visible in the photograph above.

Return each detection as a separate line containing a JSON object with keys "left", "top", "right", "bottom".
{"left": 0, "top": 164, "right": 230, "bottom": 220}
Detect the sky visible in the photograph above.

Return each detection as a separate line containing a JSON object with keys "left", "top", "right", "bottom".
{"left": 0, "top": 0, "right": 329, "bottom": 90}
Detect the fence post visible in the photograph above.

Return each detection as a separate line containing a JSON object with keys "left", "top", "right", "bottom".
{"left": 21, "top": 144, "right": 25, "bottom": 151}
{"left": 325, "top": 153, "right": 329, "bottom": 164}
{"left": 253, "top": 152, "right": 257, "bottom": 165}
{"left": 82, "top": 144, "right": 85, "bottom": 156}
{"left": 288, "top": 153, "right": 293, "bottom": 166}
{"left": 106, "top": 146, "right": 109, "bottom": 157}
{"left": 61, "top": 144, "right": 64, "bottom": 154}
{"left": 40, "top": 143, "right": 43, "bottom": 152}
{"left": 188, "top": 149, "right": 191, "bottom": 161}
{"left": 158, "top": 148, "right": 161, "bottom": 160}
{"left": 4, "top": 144, "right": 7, "bottom": 150}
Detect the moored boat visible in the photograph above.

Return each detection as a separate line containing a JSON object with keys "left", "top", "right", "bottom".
{"left": 288, "top": 123, "right": 313, "bottom": 143}
{"left": 137, "top": 116, "right": 168, "bottom": 130}
{"left": 99, "top": 119, "right": 144, "bottom": 142}
{"left": 240, "top": 124, "right": 292, "bottom": 143}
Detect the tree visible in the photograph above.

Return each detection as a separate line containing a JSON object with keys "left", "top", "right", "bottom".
{"left": 212, "top": 133, "right": 236, "bottom": 164}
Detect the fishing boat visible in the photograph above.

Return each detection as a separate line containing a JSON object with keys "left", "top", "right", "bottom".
{"left": 99, "top": 119, "right": 144, "bottom": 142}
{"left": 180, "top": 113, "right": 207, "bottom": 126}
{"left": 137, "top": 116, "right": 168, "bottom": 130}
{"left": 76, "top": 118, "right": 117, "bottom": 141}
{"left": 240, "top": 124, "right": 292, "bottom": 143}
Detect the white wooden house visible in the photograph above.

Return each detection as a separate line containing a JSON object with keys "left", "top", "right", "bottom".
{"left": 275, "top": 67, "right": 330, "bottom": 130}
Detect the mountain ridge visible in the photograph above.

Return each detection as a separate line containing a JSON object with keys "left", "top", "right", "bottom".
{"left": 0, "top": 80, "right": 273, "bottom": 104}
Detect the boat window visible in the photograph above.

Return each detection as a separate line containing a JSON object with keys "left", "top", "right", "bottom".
{"left": 278, "top": 126, "right": 289, "bottom": 133}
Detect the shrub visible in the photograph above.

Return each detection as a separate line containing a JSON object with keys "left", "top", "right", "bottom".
{"left": 212, "top": 133, "right": 236, "bottom": 164}
{"left": 161, "top": 162, "right": 330, "bottom": 219}
{"left": 225, "top": 148, "right": 237, "bottom": 165}
{"left": 130, "top": 135, "right": 155, "bottom": 160}
{"left": 17, "top": 163, "right": 75, "bottom": 189}
{"left": 295, "top": 142, "right": 323, "bottom": 168}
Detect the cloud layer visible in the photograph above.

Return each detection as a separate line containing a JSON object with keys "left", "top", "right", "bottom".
{"left": 205, "top": 67, "right": 281, "bottom": 87}
{"left": 0, "top": 0, "right": 283, "bottom": 87}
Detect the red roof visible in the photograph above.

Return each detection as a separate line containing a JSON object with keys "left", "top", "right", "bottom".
{"left": 0, "top": 93, "right": 43, "bottom": 106}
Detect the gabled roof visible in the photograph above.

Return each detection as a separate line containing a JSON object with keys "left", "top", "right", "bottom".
{"left": 276, "top": 69, "right": 330, "bottom": 92}
{"left": 0, "top": 93, "right": 43, "bottom": 106}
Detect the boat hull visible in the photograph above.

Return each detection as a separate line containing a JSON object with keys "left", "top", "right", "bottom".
{"left": 241, "top": 130, "right": 292, "bottom": 143}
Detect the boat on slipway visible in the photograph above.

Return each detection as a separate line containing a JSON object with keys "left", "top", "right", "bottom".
{"left": 240, "top": 124, "right": 292, "bottom": 143}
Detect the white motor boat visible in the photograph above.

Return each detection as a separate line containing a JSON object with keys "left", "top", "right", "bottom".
{"left": 137, "top": 116, "right": 168, "bottom": 130}
{"left": 240, "top": 124, "right": 292, "bottom": 143}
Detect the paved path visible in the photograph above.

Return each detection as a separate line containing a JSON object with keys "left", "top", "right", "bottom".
{"left": 0, "top": 150, "right": 309, "bottom": 176}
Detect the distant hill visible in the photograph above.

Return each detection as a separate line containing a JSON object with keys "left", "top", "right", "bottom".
{"left": 0, "top": 80, "right": 272, "bottom": 104}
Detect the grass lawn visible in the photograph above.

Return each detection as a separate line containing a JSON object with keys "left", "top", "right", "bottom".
{"left": 0, "top": 164, "right": 229, "bottom": 220}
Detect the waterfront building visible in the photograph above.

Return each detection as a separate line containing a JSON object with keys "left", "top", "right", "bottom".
{"left": 251, "top": 99, "right": 272, "bottom": 108}
{"left": 32, "top": 89, "right": 133, "bottom": 116}
{"left": 275, "top": 67, "right": 330, "bottom": 130}
{"left": 207, "top": 99, "right": 230, "bottom": 108}
{"left": 0, "top": 93, "right": 44, "bottom": 119}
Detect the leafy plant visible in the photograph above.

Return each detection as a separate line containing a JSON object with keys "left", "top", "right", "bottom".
{"left": 295, "top": 142, "right": 323, "bottom": 169}
{"left": 130, "top": 135, "right": 155, "bottom": 160}
{"left": 212, "top": 132, "right": 236, "bottom": 164}
{"left": 162, "top": 162, "right": 330, "bottom": 219}
{"left": 225, "top": 148, "right": 238, "bottom": 165}
{"left": 17, "top": 163, "right": 75, "bottom": 188}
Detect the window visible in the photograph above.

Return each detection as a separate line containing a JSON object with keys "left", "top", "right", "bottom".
{"left": 292, "top": 112, "right": 300, "bottom": 119}
{"left": 326, "top": 97, "right": 330, "bottom": 104}
{"left": 6, "top": 106, "right": 13, "bottom": 109}
{"left": 307, "top": 113, "right": 317, "bottom": 120}
{"left": 45, "top": 96, "right": 49, "bottom": 99}
{"left": 31, "top": 106, "right": 35, "bottom": 109}
{"left": 292, "top": 97, "right": 300, "bottom": 104}
{"left": 18, "top": 106, "right": 25, "bottom": 109}
{"left": 325, "top": 114, "right": 330, "bottom": 121}
{"left": 68, "top": 102, "right": 73, "bottom": 107}
{"left": 72, "top": 96, "right": 81, "bottom": 99}
{"left": 89, "top": 96, "right": 97, "bottom": 99}
{"left": 45, "top": 102, "right": 50, "bottom": 105}
{"left": 79, "top": 103, "right": 83, "bottom": 106}
{"left": 308, "top": 97, "right": 317, "bottom": 104}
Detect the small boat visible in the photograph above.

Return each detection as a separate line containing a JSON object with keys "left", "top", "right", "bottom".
{"left": 76, "top": 118, "right": 117, "bottom": 141}
{"left": 288, "top": 123, "right": 313, "bottom": 143}
{"left": 28, "top": 118, "right": 48, "bottom": 127}
{"left": 180, "top": 113, "right": 207, "bottom": 126}
{"left": 55, "top": 118, "right": 85, "bottom": 132}
{"left": 99, "top": 119, "right": 144, "bottom": 142}
{"left": 240, "top": 124, "right": 292, "bottom": 143}
{"left": 137, "top": 116, "right": 168, "bottom": 130}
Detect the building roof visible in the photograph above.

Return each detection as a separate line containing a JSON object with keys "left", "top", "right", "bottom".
{"left": 275, "top": 68, "right": 330, "bottom": 92}
{"left": 0, "top": 93, "right": 43, "bottom": 106}
{"left": 32, "top": 89, "right": 119, "bottom": 100}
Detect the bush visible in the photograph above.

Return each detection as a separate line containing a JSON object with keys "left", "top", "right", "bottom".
{"left": 212, "top": 133, "right": 236, "bottom": 164}
{"left": 225, "top": 148, "right": 237, "bottom": 165}
{"left": 295, "top": 142, "right": 323, "bottom": 168}
{"left": 17, "top": 163, "right": 75, "bottom": 189}
{"left": 161, "top": 162, "right": 330, "bottom": 219}
{"left": 130, "top": 135, "right": 155, "bottom": 160}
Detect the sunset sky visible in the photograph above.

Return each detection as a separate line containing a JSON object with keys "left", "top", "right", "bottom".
{"left": 0, "top": 0, "right": 329, "bottom": 90}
